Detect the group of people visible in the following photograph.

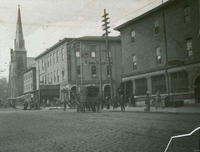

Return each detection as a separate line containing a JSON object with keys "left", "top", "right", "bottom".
{"left": 145, "top": 90, "right": 165, "bottom": 111}
{"left": 62, "top": 90, "right": 136, "bottom": 112}
{"left": 21, "top": 90, "right": 164, "bottom": 112}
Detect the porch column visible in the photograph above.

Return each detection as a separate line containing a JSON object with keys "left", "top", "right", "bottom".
{"left": 147, "top": 76, "right": 152, "bottom": 94}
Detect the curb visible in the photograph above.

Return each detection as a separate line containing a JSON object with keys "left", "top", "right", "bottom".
{"left": 105, "top": 108, "right": 200, "bottom": 115}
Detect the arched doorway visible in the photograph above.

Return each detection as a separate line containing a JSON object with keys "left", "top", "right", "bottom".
{"left": 194, "top": 76, "right": 200, "bottom": 103}
{"left": 104, "top": 85, "right": 111, "bottom": 99}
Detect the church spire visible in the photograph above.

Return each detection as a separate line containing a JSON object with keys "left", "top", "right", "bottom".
{"left": 14, "top": 5, "right": 25, "bottom": 51}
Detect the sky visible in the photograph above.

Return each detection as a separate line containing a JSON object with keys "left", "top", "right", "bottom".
{"left": 0, "top": 0, "right": 165, "bottom": 79}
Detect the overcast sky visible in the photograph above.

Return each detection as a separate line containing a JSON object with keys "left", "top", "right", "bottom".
{"left": 0, "top": 0, "right": 165, "bottom": 79}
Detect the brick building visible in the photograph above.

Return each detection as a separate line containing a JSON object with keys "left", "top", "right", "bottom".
{"left": 23, "top": 67, "right": 36, "bottom": 97}
{"left": 35, "top": 38, "right": 73, "bottom": 102}
{"left": 35, "top": 36, "right": 122, "bottom": 102}
{"left": 115, "top": 0, "right": 200, "bottom": 104}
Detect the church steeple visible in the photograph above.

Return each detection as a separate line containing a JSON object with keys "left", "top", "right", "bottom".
{"left": 14, "top": 5, "right": 25, "bottom": 51}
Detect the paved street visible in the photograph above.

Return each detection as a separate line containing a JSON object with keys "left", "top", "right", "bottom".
{"left": 0, "top": 110, "right": 199, "bottom": 152}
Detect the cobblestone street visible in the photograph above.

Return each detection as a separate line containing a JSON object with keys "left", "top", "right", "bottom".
{"left": 0, "top": 110, "right": 199, "bottom": 152}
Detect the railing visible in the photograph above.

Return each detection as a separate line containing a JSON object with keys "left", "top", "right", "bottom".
{"left": 164, "top": 127, "right": 200, "bottom": 152}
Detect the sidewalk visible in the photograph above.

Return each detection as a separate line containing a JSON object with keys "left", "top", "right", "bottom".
{"left": 105, "top": 104, "right": 200, "bottom": 114}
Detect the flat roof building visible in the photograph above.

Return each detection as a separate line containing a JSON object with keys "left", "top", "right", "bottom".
{"left": 115, "top": 0, "right": 200, "bottom": 104}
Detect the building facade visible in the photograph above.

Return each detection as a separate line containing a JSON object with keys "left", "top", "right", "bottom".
{"left": 115, "top": 0, "right": 200, "bottom": 103}
{"left": 24, "top": 67, "right": 36, "bottom": 96}
{"left": 60, "top": 36, "right": 122, "bottom": 100}
{"left": 35, "top": 36, "right": 122, "bottom": 102}
{"left": 35, "top": 38, "right": 73, "bottom": 102}
{"left": 8, "top": 6, "right": 27, "bottom": 98}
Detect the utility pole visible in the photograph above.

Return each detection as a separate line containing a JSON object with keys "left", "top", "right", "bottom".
{"left": 99, "top": 45, "right": 103, "bottom": 99}
{"left": 102, "top": 8, "right": 114, "bottom": 99}
{"left": 161, "top": 0, "right": 170, "bottom": 100}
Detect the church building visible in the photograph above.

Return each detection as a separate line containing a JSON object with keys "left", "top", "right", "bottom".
{"left": 8, "top": 6, "right": 27, "bottom": 98}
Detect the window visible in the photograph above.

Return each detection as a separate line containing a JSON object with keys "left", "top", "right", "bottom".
{"left": 135, "top": 78, "right": 147, "bottom": 95}
{"left": 132, "top": 55, "right": 137, "bottom": 70}
{"left": 156, "top": 47, "right": 162, "bottom": 64}
{"left": 50, "top": 72, "right": 53, "bottom": 83}
{"left": 77, "top": 65, "right": 81, "bottom": 77}
{"left": 57, "top": 69, "right": 60, "bottom": 82}
{"left": 91, "top": 51, "right": 96, "bottom": 58}
{"left": 42, "top": 59, "right": 44, "bottom": 70}
{"left": 171, "top": 71, "right": 189, "bottom": 93}
{"left": 154, "top": 20, "right": 159, "bottom": 34}
{"left": 47, "top": 56, "right": 50, "bottom": 67}
{"left": 106, "top": 65, "right": 110, "bottom": 77}
{"left": 45, "top": 75, "right": 47, "bottom": 84}
{"left": 47, "top": 73, "right": 49, "bottom": 84}
{"left": 53, "top": 53, "right": 55, "bottom": 64}
{"left": 54, "top": 71, "right": 56, "bottom": 83}
{"left": 62, "top": 70, "right": 65, "bottom": 80}
{"left": 108, "top": 50, "right": 111, "bottom": 58}
{"left": 131, "top": 30, "right": 136, "bottom": 42}
{"left": 61, "top": 48, "right": 64, "bottom": 61}
{"left": 50, "top": 54, "right": 52, "bottom": 65}
{"left": 186, "top": 38, "right": 193, "bottom": 57}
{"left": 151, "top": 75, "right": 166, "bottom": 94}
{"left": 91, "top": 65, "right": 97, "bottom": 77}
{"left": 76, "top": 51, "right": 80, "bottom": 58}
{"left": 56, "top": 50, "right": 59, "bottom": 63}
{"left": 184, "top": 5, "right": 191, "bottom": 23}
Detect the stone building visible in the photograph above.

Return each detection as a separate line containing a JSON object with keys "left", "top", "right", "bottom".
{"left": 35, "top": 36, "right": 122, "bottom": 102}
{"left": 115, "top": 0, "right": 200, "bottom": 104}
{"left": 8, "top": 6, "right": 27, "bottom": 98}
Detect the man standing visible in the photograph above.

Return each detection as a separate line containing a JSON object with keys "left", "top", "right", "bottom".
{"left": 119, "top": 94, "right": 125, "bottom": 111}
{"left": 145, "top": 91, "right": 151, "bottom": 111}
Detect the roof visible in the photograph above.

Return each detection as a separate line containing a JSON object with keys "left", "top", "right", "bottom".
{"left": 77, "top": 36, "right": 121, "bottom": 41}
{"left": 35, "top": 36, "right": 120, "bottom": 60}
{"left": 115, "top": 0, "right": 177, "bottom": 31}
{"left": 35, "top": 38, "right": 74, "bottom": 60}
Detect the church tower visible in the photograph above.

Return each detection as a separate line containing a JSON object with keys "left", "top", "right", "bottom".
{"left": 8, "top": 5, "right": 27, "bottom": 98}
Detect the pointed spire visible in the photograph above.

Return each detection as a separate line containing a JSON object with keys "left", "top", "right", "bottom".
{"left": 14, "top": 5, "right": 25, "bottom": 51}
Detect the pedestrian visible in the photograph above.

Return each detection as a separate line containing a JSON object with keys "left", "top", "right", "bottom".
{"left": 23, "top": 99, "right": 28, "bottom": 110}
{"left": 155, "top": 91, "right": 161, "bottom": 109}
{"left": 63, "top": 99, "right": 67, "bottom": 111}
{"left": 112, "top": 95, "right": 118, "bottom": 110}
{"left": 119, "top": 94, "right": 125, "bottom": 111}
{"left": 105, "top": 96, "right": 110, "bottom": 109}
{"left": 129, "top": 94, "right": 136, "bottom": 107}
{"left": 145, "top": 91, "right": 151, "bottom": 111}
{"left": 46, "top": 99, "right": 50, "bottom": 107}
